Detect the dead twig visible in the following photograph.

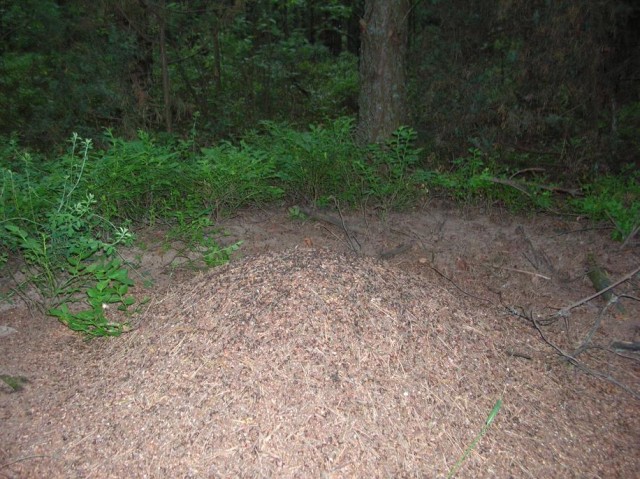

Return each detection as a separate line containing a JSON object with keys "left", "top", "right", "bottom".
{"left": 299, "top": 204, "right": 361, "bottom": 254}
{"left": 572, "top": 302, "right": 611, "bottom": 357}
{"left": 487, "top": 177, "right": 532, "bottom": 197}
{"left": 530, "top": 314, "right": 640, "bottom": 400}
{"left": 333, "top": 198, "right": 361, "bottom": 254}
{"left": 505, "top": 350, "right": 533, "bottom": 360}
{"left": 484, "top": 263, "right": 551, "bottom": 280}
{"left": 425, "top": 264, "right": 493, "bottom": 305}
{"left": 610, "top": 341, "right": 640, "bottom": 352}
{"left": 379, "top": 242, "right": 414, "bottom": 260}
{"left": 621, "top": 223, "right": 640, "bottom": 249}
{"left": 552, "top": 264, "right": 640, "bottom": 318}
{"left": 509, "top": 167, "right": 546, "bottom": 179}
{"left": 1, "top": 454, "right": 53, "bottom": 469}
{"left": 516, "top": 225, "right": 555, "bottom": 276}
{"left": 619, "top": 293, "right": 640, "bottom": 302}
{"left": 488, "top": 177, "right": 582, "bottom": 198}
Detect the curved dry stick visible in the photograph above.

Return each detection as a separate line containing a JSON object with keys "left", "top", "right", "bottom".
{"left": 553, "top": 264, "right": 640, "bottom": 318}
{"left": 531, "top": 315, "right": 640, "bottom": 400}
{"left": 621, "top": 223, "right": 640, "bottom": 249}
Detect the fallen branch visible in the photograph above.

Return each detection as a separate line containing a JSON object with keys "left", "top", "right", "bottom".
{"left": 487, "top": 177, "right": 582, "bottom": 198}
{"left": 299, "top": 205, "right": 362, "bottom": 253}
{"left": 572, "top": 302, "right": 611, "bottom": 357}
{"left": 509, "top": 167, "right": 546, "bottom": 178}
{"left": 426, "top": 264, "right": 494, "bottom": 305}
{"left": 516, "top": 225, "right": 555, "bottom": 276}
{"left": 484, "top": 263, "right": 551, "bottom": 280}
{"left": 621, "top": 223, "right": 640, "bottom": 249}
{"left": 333, "top": 199, "right": 362, "bottom": 254}
{"left": 552, "top": 264, "right": 640, "bottom": 318}
{"left": 587, "top": 253, "right": 625, "bottom": 313}
{"left": 379, "top": 242, "right": 414, "bottom": 260}
{"left": 487, "top": 177, "right": 532, "bottom": 197}
{"left": 530, "top": 314, "right": 639, "bottom": 400}
{"left": 611, "top": 341, "right": 640, "bottom": 352}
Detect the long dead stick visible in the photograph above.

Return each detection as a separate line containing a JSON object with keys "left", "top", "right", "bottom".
{"left": 531, "top": 315, "right": 639, "bottom": 400}
{"left": 552, "top": 264, "right": 640, "bottom": 318}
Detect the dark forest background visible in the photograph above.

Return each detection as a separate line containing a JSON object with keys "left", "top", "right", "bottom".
{"left": 2, "top": 0, "right": 639, "bottom": 172}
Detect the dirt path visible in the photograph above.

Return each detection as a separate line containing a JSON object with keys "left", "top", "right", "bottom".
{"left": 1, "top": 204, "right": 639, "bottom": 478}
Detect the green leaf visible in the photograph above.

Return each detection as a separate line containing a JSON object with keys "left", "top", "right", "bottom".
{"left": 486, "top": 399, "right": 502, "bottom": 426}
{"left": 86, "top": 288, "right": 106, "bottom": 299}
{"left": 108, "top": 268, "right": 133, "bottom": 285}
{"left": 5, "top": 224, "right": 28, "bottom": 240}
{"left": 120, "top": 297, "right": 135, "bottom": 308}
{"left": 49, "top": 304, "right": 71, "bottom": 321}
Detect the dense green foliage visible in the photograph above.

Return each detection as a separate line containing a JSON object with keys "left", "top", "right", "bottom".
{"left": 1, "top": 134, "right": 135, "bottom": 335}
{"left": 2, "top": 0, "right": 637, "bottom": 173}
{"left": 0, "top": 0, "right": 360, "bottom": 148}
{"left": 410, "top": 1, "right": 640, "bottom": 173}
{"left": 572, "top": 166, "right": 640, "bottom": 241}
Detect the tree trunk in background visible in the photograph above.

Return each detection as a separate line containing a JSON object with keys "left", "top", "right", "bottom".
{"left": 113, "top": 0, "right": 155, "bottom": 133}
{"left": 212, "top": 23, "right": 223, "bottom": 93}
{"left": 357, "top": 0, "right": 410, "bottom": 144}
{"left": 157, "top": 1, "right": 172, "bottom": 133}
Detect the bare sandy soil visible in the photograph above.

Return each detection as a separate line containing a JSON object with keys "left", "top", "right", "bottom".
{"left": 1, "top": 202, "right": 639, "bottom": 478}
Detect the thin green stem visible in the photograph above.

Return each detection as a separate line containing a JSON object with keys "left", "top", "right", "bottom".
{"left": 447, "top": 399, "right": 502, "bottom": 479}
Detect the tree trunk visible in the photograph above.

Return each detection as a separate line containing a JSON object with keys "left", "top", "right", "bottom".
{"left": 212, "top": 23, "right": 223, "bottom": 93}
{"left": 157, "top": 1, "right": 172, "bottom": 133}
{"left": 357, "top": 0, "right": 410, "bottom": 144}
{"left": 113, "top": 0, "right": 155, "bottom": 132}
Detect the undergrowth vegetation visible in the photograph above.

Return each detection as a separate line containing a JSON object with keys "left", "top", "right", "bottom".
{"left": 1, "top": 134, "right": 135, "bottom": 336}
{"left": 1, "top": 121, "right": 639, "bottom": 335}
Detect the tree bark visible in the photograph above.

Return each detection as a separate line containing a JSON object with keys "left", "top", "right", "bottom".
{"left": 212, "top": 23, "right": 223, "bottom": 93}
{"left": 157, "top": 0, "right": 172, "bottom": 133}
{"left": 357, "top": 0, "right": 410, "bottom": 144}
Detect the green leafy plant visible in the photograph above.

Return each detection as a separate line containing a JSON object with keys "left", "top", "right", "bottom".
{"left": 419, "top": 147, "right": 559, "bottom": 213}
{"left": 166, "top": 211, "right": 215, "bottom": 250}
{"left": 1, "top": 134, "right": 136, "bottom": 336}
{"left": 92, "top": 130, "right": 195, "bottom": 224}
{"left": 572, "top": 167, "right": 640, "bottom": 241}
{"left": 447, "top": 148, "right": 494, "bottom": 201}
{"left": 0, "top": 374, "right": 30, "bottom": 392}
{"left": 202, "top": 240, "right": 243, "bottom": 267}
{"left": 288, "top": 205, "right": 307, "bottom": 220}
{"left": 165, "top": 211, "right": 243, "bottom": 269}
{"left": 253, "top": 118, "right": 363, "bottom": 205}
{"left": 358, "top": 126, "right": 424, "bottom": 210}
{"left": 196, "top": 141, "right": 283, "bottom": 219}
{"left": 48, "top": 257, "right": 135, "bottom": 336}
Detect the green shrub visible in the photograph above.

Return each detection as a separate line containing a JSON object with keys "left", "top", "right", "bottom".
{"left": 248, "top": 121, "right": 430, "bottom": 211}
{"left": 164, "top": 211, "right": 243, "bottom": 269}
{"left": 357, "top": 126, "right": 424, "bottom": 210}
{"left": 91, "top": 130, "right": 195, "bottom": 224}
{"left": 420, "top": 147, "right": 556, "bottom": 212}
{"left": 1, "top": 134, "right": 136, "bottom": 336}
{"left": 196, "top": 141, "right": 283, "bottom": 219}
{"left": 572, "top": 167, "right": 640, "bottom": 241}
{"left": 249, "top": 118, "right": 361, "bottom": 205}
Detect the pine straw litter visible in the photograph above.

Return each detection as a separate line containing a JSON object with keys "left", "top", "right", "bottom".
{"left": 1, "top": 248, "right": 638, "bottom": 478}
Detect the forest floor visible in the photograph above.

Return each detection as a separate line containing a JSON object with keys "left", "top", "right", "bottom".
{"left": 1, "top": 201, "right": 639, "bottom": 478}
